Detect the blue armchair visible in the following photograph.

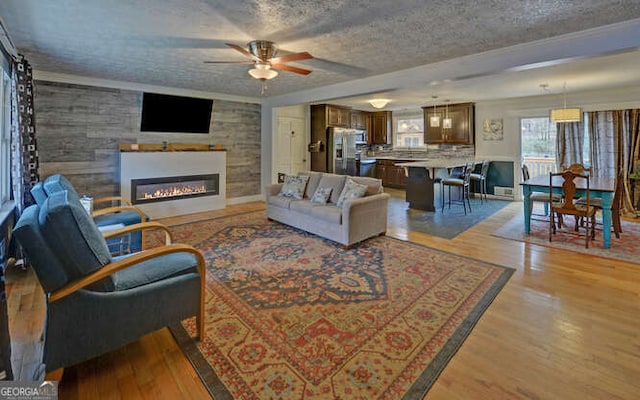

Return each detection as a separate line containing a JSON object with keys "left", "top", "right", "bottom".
{"left": 31, "top": 174, "right": 149, "bottom": 254}
{"left": 13, "top": 189, "right": 205, "bottom": 373}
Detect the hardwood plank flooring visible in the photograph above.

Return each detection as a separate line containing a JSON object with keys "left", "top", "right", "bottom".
{"left": 6, "top": 199, "right": 640, "bottom": 399}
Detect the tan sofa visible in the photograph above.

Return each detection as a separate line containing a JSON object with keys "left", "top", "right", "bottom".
{"left": 265, "top": 171, "right": 390, "bottom": 247}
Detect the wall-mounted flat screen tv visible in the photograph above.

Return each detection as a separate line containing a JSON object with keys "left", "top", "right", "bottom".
{"left": 140, "top": 93, "right": 213, "bottom": 133}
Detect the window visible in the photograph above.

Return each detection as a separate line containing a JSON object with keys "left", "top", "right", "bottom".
{"left": 0, "top": 64, "right": 10, "bottom": 206}
{"left": 393, "top": 110, "right": 424, "bottom": 148}
{"left": 520, "top": 116, "right": 590, "bottom": 179}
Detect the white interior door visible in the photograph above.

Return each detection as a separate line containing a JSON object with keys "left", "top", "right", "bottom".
{"left": 276, "top": 117, "right": 307, "bottom": 179}
{"left": 289, "top": 118, "right": 307, "bottom": 174}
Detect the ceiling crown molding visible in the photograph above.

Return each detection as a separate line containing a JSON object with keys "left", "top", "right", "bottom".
{"left": 32, "top": 70, "right": 262, "bottom": 104}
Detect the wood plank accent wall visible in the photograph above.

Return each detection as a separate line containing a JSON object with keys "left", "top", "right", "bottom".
{"left": 34, "top": 81, "right": 261, "bottom": 200}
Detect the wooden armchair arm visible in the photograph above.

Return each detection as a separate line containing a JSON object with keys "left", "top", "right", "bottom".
{"left": 102, "top": 221, "right": 173, "bottom": 245}
{"left": 92, "top": 206, "right": 146, "bottom": 219}
{"left": 49, "top": 244, "right": 205, "bottom": 303}
{"left": 93, "top": 196, "right": 131, "bottom": 206}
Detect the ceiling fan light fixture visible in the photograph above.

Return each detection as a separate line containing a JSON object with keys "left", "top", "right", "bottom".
{"left": 369, "top": 98, "right": 390, "bottom": 109}
{"left": 248, "top": 64, "right": 278, "bottom": 80}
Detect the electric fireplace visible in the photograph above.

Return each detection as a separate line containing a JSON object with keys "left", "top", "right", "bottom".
{"left": 120, "top": 151, "right": 227, "bottom": 218}
{"left": 131, "top": 174, "right": 219, "bottom": 205}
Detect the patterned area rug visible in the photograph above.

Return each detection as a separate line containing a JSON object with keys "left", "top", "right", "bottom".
{"left": 493, "top": 214, "right": 640, "bottom": 263}
{"left": 163, "top": 211, "right": 513, "bottom": 399}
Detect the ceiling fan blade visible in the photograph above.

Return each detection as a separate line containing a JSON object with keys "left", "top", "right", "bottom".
{"left": 271, "top": 64, "right": 312, "bottom": 75}
{"left": 269, "top": 52, "right": 313, "bottom": 65}
{"left": 225, "top": 43, "right": 260, "bottom": 61}
{"left": 204, "top": 61, "right": 254, "bottom": 64}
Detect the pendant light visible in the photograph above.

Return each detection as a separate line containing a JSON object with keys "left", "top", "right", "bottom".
{"left": 443, "top": 100, "right": 452, "bottom": 129}
{"left": 550, "top": 82, "right": 582, "bottom": 123}
{"left": 429, "top": 96, "right": 440, "bottom": 127}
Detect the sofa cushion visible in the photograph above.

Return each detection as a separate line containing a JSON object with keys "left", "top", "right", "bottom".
{"left": 311, "top": 205, "right": 342, "bottom": 224}
{"left": 349, "top": 176, "right": 383, "bottom": 195}
{"left": 289, "top": 199, "right": 316, "bottom": 214}
{"left": 279, "top": 175, "right": 309, "bottom": 200}
{"left": 269, "top": 194, "right": 293, "bottom": 209}
{"left": 316, "top": 174, "right": 347, "bottom": 204}
{"left": 337, "top": 178, "right": 368, "bottom": 207}
{"left": 310, "top": 187, "right": 332, "bottom": 204}
{"left": 298, "top": 171, "right": 323, "bottom": 199}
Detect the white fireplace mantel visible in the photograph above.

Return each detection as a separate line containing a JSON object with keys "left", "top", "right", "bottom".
{"left": 120, "top": 151, "right": 226, "bottom": 218}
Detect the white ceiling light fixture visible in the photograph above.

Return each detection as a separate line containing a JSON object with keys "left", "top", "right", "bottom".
{"left": 369, "top": 98, "right": 390, "bottom": 109}
{"left": 247, "top": 62, "right": 279, "bottom": 95}
{"left": 429, "top": 96, "right": 440, "bottom": 127}
{"left": 248, "top": 63, "right": 279, "bottom": 80}
{"left": 550, "top": 82, "right": 582, "bottom": 123}
{"left": 443, "top": 99, "right": 452, "bottom": 129}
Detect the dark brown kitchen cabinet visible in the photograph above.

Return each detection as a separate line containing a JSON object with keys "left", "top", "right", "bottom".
{"left": 369, "top": 111, "right": 392, "bottom": 145}
{"left": 376, "top": 159, "right": 409, "bottom": 188}
{"left": 350, "top": 111, "right": 366, "bottom": 130}
{"left": 423, "top": 102, "right": 475, "bottom": 145}
{"left": 326, "top": 105, "right": 351, "bottom": 128}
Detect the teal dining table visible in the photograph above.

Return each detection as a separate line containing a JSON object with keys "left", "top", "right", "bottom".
{"left": 520, "top": 174, "right": 616, "bottom": 248}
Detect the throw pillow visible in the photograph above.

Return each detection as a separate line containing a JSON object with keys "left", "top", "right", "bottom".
{"left": 278, "top": 175, "right": 309, "bottom": 200}
{"left": 316, "top": 174, "right": 347, "bottom": 204}
{"left": 310, "top": 187, "right": 332, "bottom": 204}
{"left": 336, "top": 178, "right": 368, "bottom": 207}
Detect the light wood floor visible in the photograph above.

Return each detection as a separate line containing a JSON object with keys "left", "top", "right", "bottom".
{"left": 7, "top": 199, "right": 640, "bottom": 399}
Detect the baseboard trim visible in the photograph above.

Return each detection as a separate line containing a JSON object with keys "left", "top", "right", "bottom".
{"left": 226, "top": 194, "right": 264, "bottom": 205}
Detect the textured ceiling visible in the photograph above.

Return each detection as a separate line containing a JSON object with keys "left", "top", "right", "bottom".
{"left": 2, "top": 0, "right": 640, "bottom": 104}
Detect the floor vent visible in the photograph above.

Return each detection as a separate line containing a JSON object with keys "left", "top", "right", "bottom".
{"left": 494, "top": 186, "right": 515, "bottom": 198}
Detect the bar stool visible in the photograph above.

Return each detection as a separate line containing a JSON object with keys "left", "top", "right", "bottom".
{"left": 470, "top": 160, "right": 490, "bottom": 203}
{"left": 441, "top": 161, "right": 474, "bottom": 215}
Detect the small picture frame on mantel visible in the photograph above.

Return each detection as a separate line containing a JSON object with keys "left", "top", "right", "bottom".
{"left": 483, "top": 119, "right": 503, "bottom": 141}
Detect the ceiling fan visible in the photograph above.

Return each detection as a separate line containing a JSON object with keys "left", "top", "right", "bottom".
{"left": 205, "top": 40, "right": 313, "bottom": 94}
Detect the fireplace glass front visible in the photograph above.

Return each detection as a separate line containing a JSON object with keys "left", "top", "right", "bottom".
{"left": 131, "top": 174, "right": 219, "bottom": 205}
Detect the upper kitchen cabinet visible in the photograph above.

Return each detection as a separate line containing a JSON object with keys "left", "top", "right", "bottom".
{"left": 350, "top": 111, "right": 367, "bottom": 130}
{"left": 423, "top": 102, "right": 475, "bottom": 145}
{"left": 325, "top": 105, "right": 351, "bottom": 128}
{"left": 369, "top": 111, "right": 392, "bottom": 145}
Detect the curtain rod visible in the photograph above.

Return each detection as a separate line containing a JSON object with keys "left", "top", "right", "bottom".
{"left": 0, "top": 16, "right": 19, "bottom": 60}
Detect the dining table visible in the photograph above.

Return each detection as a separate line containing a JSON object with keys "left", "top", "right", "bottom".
{"left": 520, "top": 174, "right": 616, "bottom": 248}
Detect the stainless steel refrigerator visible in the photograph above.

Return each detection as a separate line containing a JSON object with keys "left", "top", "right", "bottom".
{"left": 328, "top": 127, "right": 366, "bottom": 175}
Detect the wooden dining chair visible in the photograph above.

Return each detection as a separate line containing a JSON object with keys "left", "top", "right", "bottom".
{"left": 576, "top": 169, "right": 623, "bottom": 238}
{"left": 522, "top": 164, "right": 561, "bottom": 220}
{"left": 549, "top": 170, "right": 596, "bottom": 248}
{"left": 561, "top": 163, "right": 592, "bottom": 175}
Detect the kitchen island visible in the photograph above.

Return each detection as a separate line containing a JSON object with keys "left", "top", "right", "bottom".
{"left": 396, "top": 159, "right": 474, "bottom": 211}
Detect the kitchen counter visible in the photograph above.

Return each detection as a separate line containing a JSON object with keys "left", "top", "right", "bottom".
{"left": 397, "top": 158, "right": 475, "bottom": 211}
{"left": 370, "top": 156, "right": 429, "bottom": 161}
{"left": 395, "top": 158, "right": 474, "bottom": 169}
